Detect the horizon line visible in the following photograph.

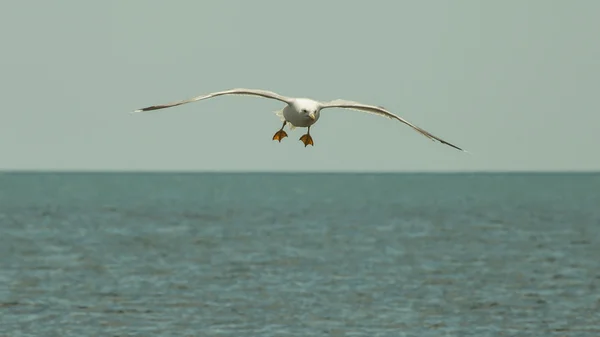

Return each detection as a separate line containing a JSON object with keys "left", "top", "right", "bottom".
{"left": 0, "top": 169, "right": 598, "bottom": 174}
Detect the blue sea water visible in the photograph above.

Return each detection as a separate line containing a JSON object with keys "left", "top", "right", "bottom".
{"left": 0, "top": 172, "right": 599, "bottom": 336}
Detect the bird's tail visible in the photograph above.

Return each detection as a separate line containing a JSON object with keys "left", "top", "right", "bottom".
{"left": 274, "top": 109, "right": 284, "bottom": 120}
{"left": 274, "top": 109, "right": 295, "bottom": 130}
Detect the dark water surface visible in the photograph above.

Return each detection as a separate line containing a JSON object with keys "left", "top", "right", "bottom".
{"left": 1, "top": 172, "right": 599, "bottom": 336}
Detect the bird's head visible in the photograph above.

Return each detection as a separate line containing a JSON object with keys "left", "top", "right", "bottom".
{"left": 292, "top": 98, "right": 320, "bottom": 122}
{"left": 301, "top": 108, "right": 317, "bottom": 121}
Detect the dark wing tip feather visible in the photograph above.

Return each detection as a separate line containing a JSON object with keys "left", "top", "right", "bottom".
{"left": 439, "top": 139, "right": 465, "bottom": 152}
{"left": 136, "top": 105, "right": 165, "bottom": 112}
{"left": 431, "top": 134, "right": 465, "bottom": 151}
{"left": 417, "top": 126, "right": 465, "bottom": 152}
{"left": 132, "top": 103, "right": 182, "bottom": 113}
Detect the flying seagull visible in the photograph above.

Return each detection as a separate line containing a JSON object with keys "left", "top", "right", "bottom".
{"left": 132, "top": 88, "right": 465, "bottom": 151}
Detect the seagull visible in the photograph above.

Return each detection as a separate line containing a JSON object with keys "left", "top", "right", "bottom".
{"left": 132, "top": 88, "right": 465, "bottom": 151}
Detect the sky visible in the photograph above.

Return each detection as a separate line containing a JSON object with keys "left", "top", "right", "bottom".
{"left": 1, "top": 1, "right": 599, "bottom": 172}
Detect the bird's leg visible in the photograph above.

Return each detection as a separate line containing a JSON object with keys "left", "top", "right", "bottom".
{"left": 299, "top": 126, "right": 314, "bottom": 147}
{"left": 272, "top": 121, "right": 288, "bottom": 142}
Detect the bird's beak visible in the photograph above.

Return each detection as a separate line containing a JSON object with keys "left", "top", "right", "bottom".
{"left": 308, "top": 112, "right": 316, "bottom": 120}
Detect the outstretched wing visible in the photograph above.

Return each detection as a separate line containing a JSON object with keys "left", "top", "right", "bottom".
{"left": 320, "top": 99, "right": 465, "bottom": 152}
{"left": 133, "top": 88, "right": 292, "bottom": 112}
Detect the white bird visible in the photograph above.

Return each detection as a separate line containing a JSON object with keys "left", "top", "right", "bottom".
{"left": 132, "top": 88, "right": 465, "bottom": 151}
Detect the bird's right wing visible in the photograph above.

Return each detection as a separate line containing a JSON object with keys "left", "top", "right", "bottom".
{"left": 133, "top": 88, "right": 292, "bottom": 112}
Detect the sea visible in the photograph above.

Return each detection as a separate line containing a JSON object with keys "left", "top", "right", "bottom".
{"left": 0, "top": 172, "right": 599, "bottom": 337}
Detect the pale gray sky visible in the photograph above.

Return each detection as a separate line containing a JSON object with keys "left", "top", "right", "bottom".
{"left": 2, "top": 1, "right": 599, "bottom": 172}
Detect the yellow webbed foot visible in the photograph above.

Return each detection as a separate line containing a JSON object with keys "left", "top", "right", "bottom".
{"left": 299, "top": 134, "right": 314, "bottom": 147}
{"left": 272, "top": 130, "right": 288, "bottom": 142}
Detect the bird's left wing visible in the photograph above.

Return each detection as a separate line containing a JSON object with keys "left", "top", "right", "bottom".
{"left": 133, "top": 88, "right": 292, "bottom": 113}
{"left": 320, "top": 99, "right": 466, "bottom": 152}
